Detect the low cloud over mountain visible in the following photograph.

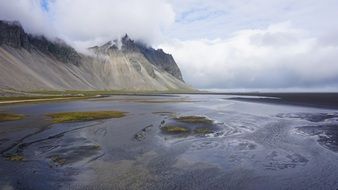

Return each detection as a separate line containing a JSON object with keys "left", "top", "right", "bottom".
{"left": 1, "top": 0, "right": 338, "bottom": 90}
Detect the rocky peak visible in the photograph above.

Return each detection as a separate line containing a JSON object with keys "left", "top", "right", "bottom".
{"left": 121, "top": 34, "right": 141, "bottom": 52}
{"left": 90, "top": 34, "right": 184, "bottom": 81}
{"left": 89, "top": 41, "right": 118, "bottom": 55}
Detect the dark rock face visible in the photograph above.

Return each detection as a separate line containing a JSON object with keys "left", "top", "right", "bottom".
{"left": 0, "top": 20, "right": 81, "bottom": 64}
{"left": 28, "top": 36, "right": 81, "bottom": 65}
{"left": 121, "top": 35, "right": 184, "bottom": 81}
{"left": 0, "top": 21, "right": 30, "bottom": 49}
{"left": 121, "top": 34, "right": 140, "bottom": 52}
{"left": 139, "top": 47, "right": 184, "bottom": 81}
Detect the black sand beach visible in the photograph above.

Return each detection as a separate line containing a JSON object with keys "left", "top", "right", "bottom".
{"left": 0, "top": 94, "right": 337, "bottom": 189}
{"left": 223, "top": 92, "right": 338, "bottom": 109}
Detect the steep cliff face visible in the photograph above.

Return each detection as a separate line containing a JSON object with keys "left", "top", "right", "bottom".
{"left": 120, "top": 35, "right": 184, "bottom": 81}
{"left": 0, "top": 21, "right": 191, "bottom": 91}
{"left": 0, "top": 21, "right": 30, "bottom": 49}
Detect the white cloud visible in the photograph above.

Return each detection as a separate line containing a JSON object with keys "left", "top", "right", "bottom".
{"left": 49, "top": 0, "right": 175, "bottom": 46}
{"left": 0, "top": 0, "right": 53, "bottom": 37}
{"left": 169, "top": 0, "right": 338, "bottom": 40}
{"left": 160, "top": 22, "right": 338, "bottom": 89}
{"left": 0, "top": 0, "right": 175, "bottom": 49}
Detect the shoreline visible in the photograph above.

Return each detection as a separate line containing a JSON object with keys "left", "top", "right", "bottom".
{"left": 0, "top": 97, "right": 78, "bottom": 104}
{"left": 1, "top": 91, "right": 338, "bottom": 109}
{"left": 222, "top": 92, "right": 338, "bottom": 109}
{"left": 0, "top": 96, "right": 93, "bottom": 105}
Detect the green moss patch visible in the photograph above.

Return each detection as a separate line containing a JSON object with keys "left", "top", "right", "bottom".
{"left": 160, "top": 115, "right": 221, "bottom": 137}
{"left": 47, "top": 111, "right": 126, "bottom": 123}
{"left": 161, "top": 125, "right": 190, "bottom": 134}
{"left": 194, "top": 127, "right": 214, "bottom": 134}
{"left": 161, "top": 125, "right": 215, "bottom": 136}
{"left": 5, "top": 154, "right": 24, "bottom": 161}
{"left": 0, "top": 113, "right": 24, "bottom": 122}
{"left": 175, "top": 116, "right": 213, "bottom": 124}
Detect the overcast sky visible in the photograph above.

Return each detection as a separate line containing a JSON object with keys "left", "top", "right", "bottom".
{"left": 1, "top": 0, "right": 338, "bottom": 91}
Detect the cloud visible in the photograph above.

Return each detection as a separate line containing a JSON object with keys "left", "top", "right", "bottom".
{"left": 0, "top": 0, "right": 175, "bottom": 49}
{"left": 168, "top": 0, "right": 338, "bottom": 40}
{"left": 160, "top": 22, "right": 338, "bottom": 89}
{"left": 0, "top": 0, "right": 53, "bottom": 37}
{"left": 49, "top": 0, "right": 175, "bottom": 46}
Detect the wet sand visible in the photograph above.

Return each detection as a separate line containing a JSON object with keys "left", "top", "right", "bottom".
{"left": 0, "top": 94, "right": 338, "bottom": 189}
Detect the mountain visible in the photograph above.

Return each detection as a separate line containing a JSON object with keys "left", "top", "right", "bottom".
{"left": 0, "top": 20, "right": 191, "bottom": 92}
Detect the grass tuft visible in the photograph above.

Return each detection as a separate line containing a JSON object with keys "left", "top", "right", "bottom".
{"left": 5, "top": 154, "right": 24, "bottom": 161}
{"left": 194, "top": 127, "right": 214, "bottom": 134}
{"left": 175, "top": 116, "right": 213, "bottom": 124}
{"left": 161, "top": 125, "right": 190, "bottom": 134}
{"left": 47, "top": 111, "right": 126, "bottom": 123}
{"left": 0, "top": 113, "right": 24, "bottom": 122}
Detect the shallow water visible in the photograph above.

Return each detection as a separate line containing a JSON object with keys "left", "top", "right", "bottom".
{"left": 0, "top": 94, "right": 337, "bottom": 190}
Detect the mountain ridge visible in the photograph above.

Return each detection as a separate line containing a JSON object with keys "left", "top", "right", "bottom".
{"left": 89, "top": 34, "right": 184, "bottom": 81}
{"left": 0, "top": 20, "right": 192, "bottom": 92}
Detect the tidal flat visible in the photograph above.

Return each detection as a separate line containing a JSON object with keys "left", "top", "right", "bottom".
{"left": 0, "top": 94, "right": 338, "bottom": 189}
